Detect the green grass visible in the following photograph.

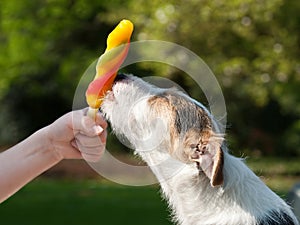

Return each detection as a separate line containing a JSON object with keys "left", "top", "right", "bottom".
{"left": 246, "top": 157, "right": 300, "bottom": 176}
{"left": 1, "top": 179, "right": 172, "bottom": 225}
{"left": 1, "top": 157, "right": 299, "bottom": 225}
{"left": 245, "top": 157, "right": 300, "bottom": 196}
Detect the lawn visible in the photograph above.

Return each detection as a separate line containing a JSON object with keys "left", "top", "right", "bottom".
{"left": 245, "top": 157, "right": 300, "bottom": 196}
{"left": 1, "top": 179, "right": 172, "bottom": 225}
{"left": 1, "top": 157, "right": 299, "bottom": 225}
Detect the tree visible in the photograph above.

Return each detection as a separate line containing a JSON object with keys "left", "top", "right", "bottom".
{"left": 0, "top": 0, "right": 112, "bottom": 142}
{"left": 102, "top": 0, "right": 300, "bottom": 156}
{"left": 0, "top": 0, "right": 299, "bottom": 156}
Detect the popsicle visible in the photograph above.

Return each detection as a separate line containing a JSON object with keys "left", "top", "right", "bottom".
{"left": 85, "top": 19, "right": 134, "bottom": 118}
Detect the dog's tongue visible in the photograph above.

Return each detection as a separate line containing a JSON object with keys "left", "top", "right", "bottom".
{"left": 86, "top": 20, "right": 134, "bottom": 109}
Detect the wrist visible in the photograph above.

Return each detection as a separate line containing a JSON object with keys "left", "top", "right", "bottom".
{"left": 38, "top": 126, "right": 64, "bottom": 162}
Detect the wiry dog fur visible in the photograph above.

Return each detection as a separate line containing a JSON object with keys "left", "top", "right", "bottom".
{"left": 101, "top": 74, "right": 299, "bottom": 225}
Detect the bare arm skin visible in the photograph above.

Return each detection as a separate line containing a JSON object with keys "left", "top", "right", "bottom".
{"left": 0, "top": 109, "right": 107, "bottom": 203}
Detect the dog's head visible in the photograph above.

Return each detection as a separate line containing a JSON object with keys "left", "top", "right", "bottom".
{"left": 101, "top": 74, "right": 224, "bottom": 186}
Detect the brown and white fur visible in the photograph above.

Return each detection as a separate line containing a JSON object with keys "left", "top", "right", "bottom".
{"left": 101, "top": 74, "right": 299, "bottom": 225}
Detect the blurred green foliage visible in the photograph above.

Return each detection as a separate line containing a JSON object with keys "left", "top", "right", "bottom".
{"left": 0, "top": 0, "right": 299, "bottom": 156}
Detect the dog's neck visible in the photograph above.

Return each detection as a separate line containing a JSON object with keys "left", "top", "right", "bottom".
{"left": 136, "top": 147, "right": 291, "bottom": 225}
{"left": 102, "top": 75, "right": 298, "bottom": 225}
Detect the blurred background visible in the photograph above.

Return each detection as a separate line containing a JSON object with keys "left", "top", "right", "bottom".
{"left": 0, "top": 0, "right": 299, "bottom": 224}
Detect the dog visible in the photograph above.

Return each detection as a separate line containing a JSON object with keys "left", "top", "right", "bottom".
{"left": 101, "top": 74, "right": 299, "bottom": 225}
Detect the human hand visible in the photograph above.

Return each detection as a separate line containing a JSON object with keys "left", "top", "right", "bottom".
{"left": 45, "top": 109, "right": 107, "bottom": 162}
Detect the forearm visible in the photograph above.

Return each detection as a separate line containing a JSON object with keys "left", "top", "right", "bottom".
{"left": 0, "top": 109, "right": 107, "bottom": 203}
{"left": 0, "top": 127, "right": 61, "bottom": 203}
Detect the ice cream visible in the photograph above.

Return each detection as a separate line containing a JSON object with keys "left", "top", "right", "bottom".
{"left": 85, "top": 19, "right": 134, "bottom": 117}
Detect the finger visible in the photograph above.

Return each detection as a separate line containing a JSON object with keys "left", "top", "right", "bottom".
{"left": 81, "top": 107, "right": 105, "bottom": 127}
{"left": 81, "top": 116, "right": 104, "bottom": 136}
{"left": 99, "top": 129, "right": 107, "bottom": 144}
{"left": 76, "top": 143, "right": 105, "bottom": 162}
{"left": 70, "top": 109, "right": 85, "bottom": 134}
{"left": 76, "top": 143, "right": 105, "bottom": 155}
{"left": 75, "top": 133, "right": 104, "bottom": 148}
{"left": 95, "top": 112, "right": 108, "bottom": 129}
{"left": 81, "top": 152, "right": 103, "bottom": 163}
{"left": 71, "top": 109, "right": 104, "bottom": 137}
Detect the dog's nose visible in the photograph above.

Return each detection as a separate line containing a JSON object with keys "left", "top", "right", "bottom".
{"left": 115, "top": 73, "right": 128, "bottom": 82}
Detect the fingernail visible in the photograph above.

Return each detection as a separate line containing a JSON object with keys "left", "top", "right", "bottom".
{"left": 93, "top": 125, "right": 104, "bottom": 134}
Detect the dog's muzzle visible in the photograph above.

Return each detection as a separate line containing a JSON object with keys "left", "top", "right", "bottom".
{"left": 114, "top": 73, "right": 129, "bottom": 82}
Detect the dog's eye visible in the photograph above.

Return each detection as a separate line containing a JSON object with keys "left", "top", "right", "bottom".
{"left": 190, "top": 144, "right": 199, "bottom": 150}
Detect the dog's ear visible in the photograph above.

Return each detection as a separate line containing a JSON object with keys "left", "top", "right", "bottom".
{"left": 189, "top": 131, "right": 224, "bottom": 187}
{"left": 201, "top": 141, "right": 224, "bottom": 187}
